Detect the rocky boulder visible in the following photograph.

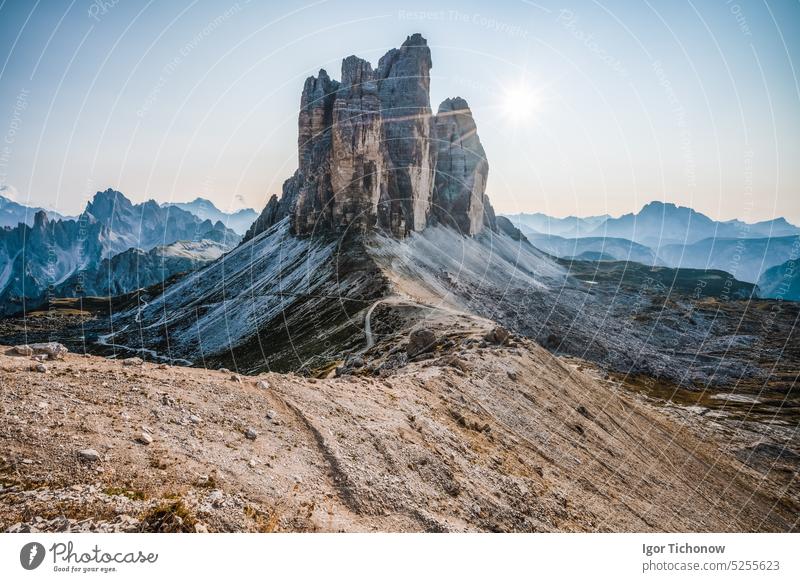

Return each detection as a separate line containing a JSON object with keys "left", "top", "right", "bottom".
{"left": 407, "top": 328, "right": 437, "bottom": 356}
{"left": 28, "top": 342, "right": 68, "bottom": 360}
{"left": 11, "top": 345, "right": 33, "bottom": 356}
{"left": 78, "top": 449, "right": 101, "bottom": 462}
{"left": 483, "top": 326, "right": 510, "bottom": 345}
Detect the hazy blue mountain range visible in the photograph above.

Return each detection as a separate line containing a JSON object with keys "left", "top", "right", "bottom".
{"left": 84, "top": 189, "right": 238, "bottom": 255}
{"left": 589, "top": 202, "right": 799, "bottom": 247}
{"left": 721, "top": 216, "right": 799, "bottom": 238}
{"left": 507, "top": 202, "right": 800, "bottom": 289}
{"left": 757, "top": 260, "right": 800, "bottom": 301}
{"left": 0, "top": 189, "right": 239, "bottom": 313}
{"left": 163, "top": 197, "right": 258, "bottom": 235}
{"left": 657, "top": 235, "right": 799, "bottom": 284}
{"left": 1, "top": 191, "right": 71, "bottom": 228}
{"left": 506, "top": 201, "right": 800, "bottom": 247}
{"left": 507, "top": 212, "right": 610, "bottom": 237}
{"left": 521, "top": 232, "right": 661, "bottom": 265}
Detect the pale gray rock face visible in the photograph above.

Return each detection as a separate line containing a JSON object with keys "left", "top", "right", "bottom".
{"left": 329, "top": 56, "right": 383, "bottom": 232}
{"left": 432, "top": 97, "right": 490, "bottom": 236}
{"left": 376, "top": 33, "right": 436, "bottom": 236}
{"left": 242, "top": 34, "right": 494, "bottom": 242}
{"left": 298, "top": 69, "right": 339, "bottom": 172}
{"left": 241, "top": 70, "right": 340, "bottom": 243}
{"left": 292, "top": 69, "right": 340, "bottom": 235}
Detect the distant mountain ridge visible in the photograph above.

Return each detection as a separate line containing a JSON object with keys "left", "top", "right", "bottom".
{"left": 0, "top": 189, "right": 239, "bottom": 313}
{"left": 1, "top": 192, "right": 71, "bottom": 228}
{"left": 506, "top": 202, "right": 800, "bottom": 287}
{"left": 80, "top": 189, "right": 238, "bottom": 257}
{"left": 506, "top": 201, "right": 800, "bottom": 247}
{"left": 55, "top": 239, "right": 229, "bottom": 298}
{"left": 2, "top": 190, "right": 257, "bottom": 236}
{"left": 757, "top": 260, "right": 800, "bottom": 301}
{"left": 521, "top": 232, "right": 662, "bottom": 265}
{"left": 162, "top": 197, "right": 257, "bottom": 235}
{"left": 588, "top": 201, "right": 799, "bottom": 247}
{"left": 657, "top": 235, "right": 800, "bottom": 284}
{"left": 507, "top": 212, "right": 610, "bottom": 238}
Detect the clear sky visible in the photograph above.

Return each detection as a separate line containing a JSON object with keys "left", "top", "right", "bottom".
{"left": 0, "top": 0, "right": 798, "bottom": 223}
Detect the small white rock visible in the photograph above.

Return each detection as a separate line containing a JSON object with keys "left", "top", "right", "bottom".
{"left": 138, "top": 432, "right": 153, "bottom": 445}
{"left": 208, "top": 489, "right": 224, "bottom": 507}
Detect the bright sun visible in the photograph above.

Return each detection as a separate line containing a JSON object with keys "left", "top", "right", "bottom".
{"left": 501, "top": 85, "right": 540, "bottom": 122}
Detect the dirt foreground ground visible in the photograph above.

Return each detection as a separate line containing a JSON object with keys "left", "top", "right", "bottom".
{"left": 0, "top": 334, "right": 796, "bottom": 532}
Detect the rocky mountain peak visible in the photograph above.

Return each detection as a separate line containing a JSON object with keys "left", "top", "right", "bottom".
{"left": 298, "top": 69, "right": 339, "bottom": 172}
{"left": 641, "top": 200, "right": 680, "bottom": 213}
{"left": 244, "top": 34, "right": 495, "bottom": 242}
{"left": 32, "top": 210, "right": 49, "bottom": 230}
{"left": 340, "top": 56, "right": 373, "bottom": 86}
{"left": 85, "top": 188, "right": 131, "bottom": 223}
{"left": 432, "top": 97, "right": 492, "bottom": 235}
{"left": 376, "top": 34, "right": 435, "bottom": 236}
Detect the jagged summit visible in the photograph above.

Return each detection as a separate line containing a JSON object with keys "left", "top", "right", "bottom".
{"left": 103, "top": 36, "right": 533, "bottom": 373}
{"left": 32, "top": 209, "right": 49, "bottom": 229}
{"left": 244, "top": 34, "right": 495, "bottom": 242}
{"left": 431, "top": 97, "right": 492, "bottom": 234}
{"left": 84, "top": 188, "right": 126, "bottom": 222}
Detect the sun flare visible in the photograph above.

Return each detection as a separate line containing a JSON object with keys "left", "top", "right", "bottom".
{"left": 501, "top": 84, "right": 540, "bottom": 122}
